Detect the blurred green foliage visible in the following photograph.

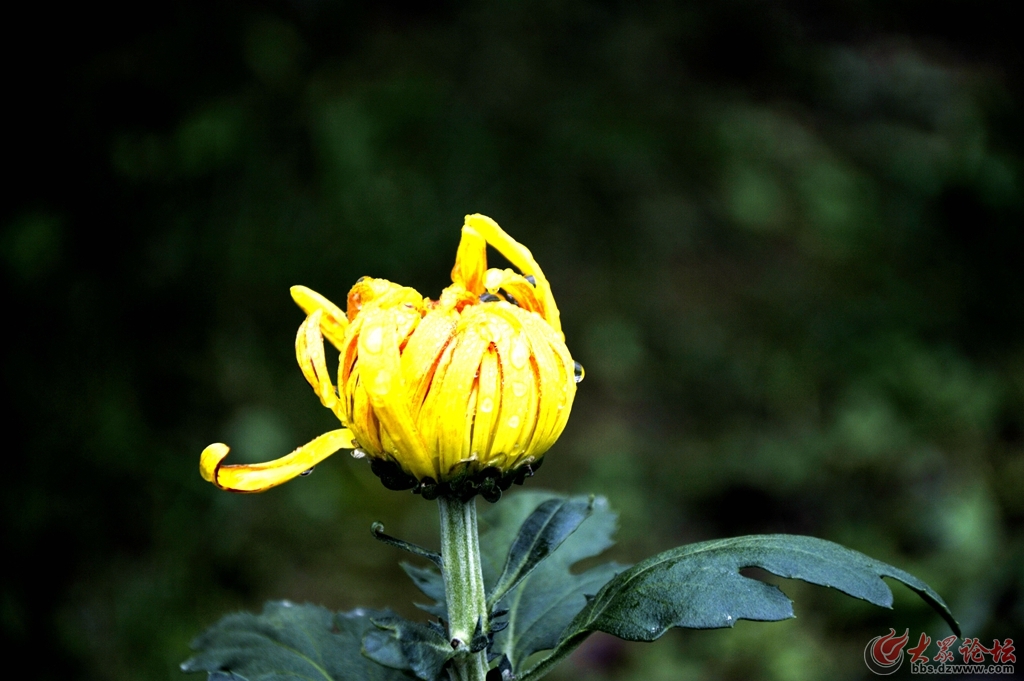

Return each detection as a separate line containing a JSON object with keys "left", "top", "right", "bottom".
{"left": 3, "top": 2, "right": 1022, "bottom": 680}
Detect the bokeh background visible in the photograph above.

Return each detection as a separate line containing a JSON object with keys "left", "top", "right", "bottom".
{"left": 4, "top": 2, "right": 1023, "bottom": 679}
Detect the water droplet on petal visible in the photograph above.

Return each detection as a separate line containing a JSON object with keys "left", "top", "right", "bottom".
{"left": 351, "top": 448, "right": 367, "bottom": 459}
{"left": 573, "top": 361, "right": 585, "bottom": 383}
{"left": 512, "top": 381, "right": 526, "bottom": 397}
{"left": 300, "top": 467, "right": 314, "bottom": 476}
{"left": 364, "top": 326, "right": 384, "bottom": 353}
{"left": 480, "top": 397, "right": 494, "bottom": 413}
{"left": 507, "top": 415, "right": 520, "bottom": 428}
{"left": 373, "top": 369, "right": 392, "bottom": 394}
{"left": 510, "top": 338, "right": 530, "bottom": 369}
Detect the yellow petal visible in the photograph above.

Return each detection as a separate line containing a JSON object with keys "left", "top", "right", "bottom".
{"left": 199, "top": 428, "right": 354, "bottom": 493}
{"left": 290, "top": 285, "right": 348, "bottom": 349}
{"left": 489, "top": 304, "right": 574, "bottom": 460}
{"left": 470, "top": 344, "right": 502, "bottom": 465}
{"left": 295, "top": 310, "right": 339, "bottom": 409}
{"left": 464, "top": 213, "right": 562, "bottom": 338}
{"left": 431, "top": 319, "right": 489, "bottom": 473}
{"left": 401, "top": 308, "right": 457, "bottom": 418}
{"left": 523, "top": 315, "right": 575, "bottom": 457}
{"left": 483, "top": 268, "right": 545, "bottom": 318}
{"left": 489, "top": 325, "right": 538, "bottom": 470}
{"left": 451, "top": 225, "right": 488, "bottom": 294}
{"left": 357, "top": 308, "right": 436, "bottom": 479}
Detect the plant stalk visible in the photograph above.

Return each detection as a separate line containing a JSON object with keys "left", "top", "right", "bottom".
{"left": 438, "top": 496, "right": 490, "bottom": 681}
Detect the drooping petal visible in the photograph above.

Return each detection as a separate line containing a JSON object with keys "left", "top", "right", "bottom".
{"left": 200, "top": 428, "right": 354, "bottom": 493}
{"left": 295, "top": 310, "right": 339, "bottom": 410}
{"left": 290, "top": 285, "right": 348, "bottom": 349}
{"left": 357, "top": 307, "right": 436, "bottom": 480}
{"left": 464, "top": 213, "right": 562, "bottom": 337}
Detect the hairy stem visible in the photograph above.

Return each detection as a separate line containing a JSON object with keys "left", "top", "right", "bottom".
{"left": 439, "top": 496, "right": 489, "bottom": 681}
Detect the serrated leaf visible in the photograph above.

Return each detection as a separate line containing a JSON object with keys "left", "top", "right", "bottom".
{"left": 181, "top": 601, "right": 414, "bottom": 681}
{"left": 522, "top": 535, "right": 960, "bottom": 680}
{"left": 401, "top": 562, "right": 447, "bottom": 619}
{"left": 488, "top": 497, "right": 594, "bottom": 607}
{"left": 478, "top": 491, "right": 562, "bottom": 586}
{"left": 362, "top": 614, "right": 453, "bottom": 681}
{"left": 482, "top": 493, "right": 627, "bottom": 671}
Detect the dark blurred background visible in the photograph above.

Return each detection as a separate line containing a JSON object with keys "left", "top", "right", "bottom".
{"left": 4, "top": 1, "right": 1022, "bottom": 679}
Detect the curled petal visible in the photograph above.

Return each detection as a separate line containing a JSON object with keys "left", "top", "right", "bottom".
{"left": 451, "top": 225, "right": 488, "bottom": 294}
{"left": 483, "top": 268, "right": 545, "bottom": 317}
{"left": 464, "top": 213, "right": 562, "bottom": 337}
{"left": 357, "top": 308, "right": 436, "bottom": 480}
{"left": 295, "top": 310, "right": 339, "bottom": 410}
{"left": 290, "top": 285, "right": 348, "bottom": 349}
{"left": 347, "top": 279, "right": 422, "bottom": 321}
{"left": 199, "top": 428, "right": 354, "bottom": 493}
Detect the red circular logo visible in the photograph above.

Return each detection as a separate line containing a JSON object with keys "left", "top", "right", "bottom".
{"left": 864, "top": 628, "right": 910, "bottom": 675}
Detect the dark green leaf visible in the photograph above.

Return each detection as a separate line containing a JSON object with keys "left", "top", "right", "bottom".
{"left": 478, "top": 491, "right": 563, "bottom": 586}
{"left": 488, "top": 497, "right": 595, "bottom": 607}
{"left": 522, "top": 535, "right": 959, "bottom": 680}
{"left": 362, "top": 614, "right": 453, "bottom": 681}
{"left": 401, "top": 562, "right": 447, "bottom": 619}
{"left": 483, "top": 493, "right": 627, "bottom": 670}
{"left": 181, "top": 601, "right": 414, "bottom": 681}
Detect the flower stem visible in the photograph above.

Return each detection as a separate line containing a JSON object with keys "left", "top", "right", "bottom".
{"left": 438, "top": 496, "right": 490, "bottom": 681}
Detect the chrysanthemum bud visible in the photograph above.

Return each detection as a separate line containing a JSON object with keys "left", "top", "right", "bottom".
{"left": 200, "top": 214, "right": 580, "bottom": 501}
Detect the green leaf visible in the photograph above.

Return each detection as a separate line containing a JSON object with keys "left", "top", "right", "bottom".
{"left": 483, "top": 493, "right": 627, "bottom": 671}
{"left": 487, "top": 496, "right": 595, "bottom": 607}
{"left": 181, "top": 601, "right": 414, "bottom": 681}
{"left": 362, "top": 614, "right": 453, "bottom": 681}
{"left": 400, "top": 562, "right": 447, "bottom": 619}
{"left": 478, "top": 490, "right": 562, "bottom": 586}
{"left": 521, "top": 534, "right": 959, "bottom": 680}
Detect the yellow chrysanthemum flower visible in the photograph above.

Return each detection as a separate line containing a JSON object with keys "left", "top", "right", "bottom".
{"left": 201, "top": 214, "right": 581, "bottom": 501}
